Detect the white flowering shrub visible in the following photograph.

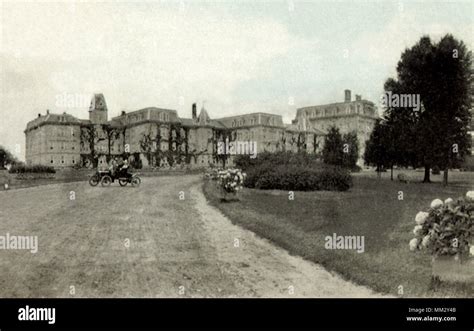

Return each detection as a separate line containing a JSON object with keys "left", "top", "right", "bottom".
{"left": 204, "top": 167, "right": 222, "bottom": 180}
{"left": 409, "top": 191, "right": 474, "bottom": 257}
{"left": 217, "top": 168, "right": 246, "bottom": 194}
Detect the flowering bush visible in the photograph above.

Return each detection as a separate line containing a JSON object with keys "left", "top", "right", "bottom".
{"left": 204, "top": 167, "right": 222, "bottom": 180}
{"left": 217, "top": 168, "right": 246, "bottom": 194}
{"left": 409, "top": 191, "right": 474, "bottom": 258}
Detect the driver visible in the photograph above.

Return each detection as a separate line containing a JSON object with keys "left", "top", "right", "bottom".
{"left": 109, "top": 158, "right": 118, "bottom": 177}
{"left": 121, "top": 159, "right": 130, "bottom": 178}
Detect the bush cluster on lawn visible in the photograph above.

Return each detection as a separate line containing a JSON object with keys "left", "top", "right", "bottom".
{"left": 9, "top": 164, "right": 56, "bottom": 174}
{"left": 235, "top": 152, "right": 352, "bottom": 191}
{"left": 235, "top": 151, "right": 319, "bottom": 170}
{"left": 410, "top": 193, "right": 474, "bottom": 257}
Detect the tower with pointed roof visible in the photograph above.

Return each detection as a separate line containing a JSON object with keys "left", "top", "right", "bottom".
{"left": 89, "top": 93, "right": 108, "bottom": 124}
{"left": 197, "top": 106, "right": 211, "bottom": 125}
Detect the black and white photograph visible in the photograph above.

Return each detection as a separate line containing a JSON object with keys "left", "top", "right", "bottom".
{"left": 0, "top": 0, "right": 473, "bottom": 329}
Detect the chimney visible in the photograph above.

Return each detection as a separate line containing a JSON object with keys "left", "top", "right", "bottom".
{"left": 344, "top": 90, "right": 351, "bottom": 102}
{"left": 192, "top": 103, "right": 197, "bottom": 120}
{"left": 121, "top": 110, "right": 126, "bottom": 116}
{"left": 38, "top": 113, "right": 41, "bottom": 118}
{"left": 355, "top": 94, "right": 361, "bottom": 101}
{"left": 46, "top": 109, "right": 50, "bottom": 114}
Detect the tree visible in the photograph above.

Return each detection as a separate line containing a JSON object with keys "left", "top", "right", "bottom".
{"left": 342, "top": 131, "right": 359, "bottom": 170}
{"left": 364, "top": 120, "right": 390, "bottom": 178}
{"left": 0, "top": 145, "right": 19, "bottom": 169}
{"left": 384, "top": 34, "right": 472, "bottom": 184}
{"left": 322, "top": 126, "right": 344, "bottom": 166}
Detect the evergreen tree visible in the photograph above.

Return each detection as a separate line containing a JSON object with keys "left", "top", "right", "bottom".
{"left": 322, "top": 126, "right": 344, "bottom": 166}
{"left": 342, "top": 131, "right": 359, "bottom": 169}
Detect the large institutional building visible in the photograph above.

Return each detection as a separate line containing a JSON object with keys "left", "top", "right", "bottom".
{"left": 24, "top": 90, "right": 378, "bottom": 169}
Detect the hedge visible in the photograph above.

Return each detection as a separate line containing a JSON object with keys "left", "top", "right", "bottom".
{"left": 9, "top": 164, "right": 56, "bottom": 174}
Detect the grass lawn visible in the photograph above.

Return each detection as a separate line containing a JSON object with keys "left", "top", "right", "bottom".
{"left": 203, "top": 169, "right": 474, "bottom": 297}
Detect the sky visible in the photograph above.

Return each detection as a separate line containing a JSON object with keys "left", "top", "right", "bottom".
{"left": 0, "top": 0, "right": 473, "bottom": 160}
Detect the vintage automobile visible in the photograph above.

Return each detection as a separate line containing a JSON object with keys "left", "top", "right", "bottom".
{"left": 89, "top": 170, "right": 141, "bottom": 187}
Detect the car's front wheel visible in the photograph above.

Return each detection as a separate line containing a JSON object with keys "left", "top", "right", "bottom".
{"left": 89, "top": 175, "right": 100, "bottom": 186}
{"left": 101, "top": 175, "right": 112, "bottom": 187}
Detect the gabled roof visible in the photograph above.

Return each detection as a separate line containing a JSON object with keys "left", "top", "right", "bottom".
{"left": 197, "top": 107, "right": 210, "bottom": 124}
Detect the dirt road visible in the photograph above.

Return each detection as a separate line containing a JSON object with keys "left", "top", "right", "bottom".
{"left": 0, "top": 175, "right": 385, "bottom": 297}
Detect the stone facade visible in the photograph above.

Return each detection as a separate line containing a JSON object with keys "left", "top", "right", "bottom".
{"left": 295, "top": 90, "right": 379, "bottom": 165}
{"left": 25, "top": 94, "right": 327, "bottom": 169}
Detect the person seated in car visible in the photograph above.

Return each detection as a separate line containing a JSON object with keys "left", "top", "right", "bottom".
{"left": 120, "top": 159, "right": 131, "bottom": 178}
{"left": 109, "top": 158, "right": 118, "bottom": 177}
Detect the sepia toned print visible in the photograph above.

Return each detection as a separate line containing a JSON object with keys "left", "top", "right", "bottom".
{"left": 0, "top": 0, "right": 472, "bottom": 301}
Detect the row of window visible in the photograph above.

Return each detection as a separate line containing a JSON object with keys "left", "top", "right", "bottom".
{"left": 49, "top": 142, "right": 79, "bottom": 151}
{"left": 50, "top": 155, "right": 76, "bottom": 165}
{"left": 305, "top": 105, "right": 367, "bottom": 118}
{"left": 45, "top": 127, "right": 77, "bottom": 137}
{"left": 129, "top": 112, "right": 171, "bottom": 123}
{"left": 231, "top": 118, "right": 259, "bottom": 127}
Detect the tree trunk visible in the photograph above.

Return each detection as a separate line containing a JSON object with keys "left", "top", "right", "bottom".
{"left": 443, "top": 168, "right": 448, "bottom": 186}
{"left": 423, "top": 165, "right": 431, "bottom": 183}
{"left": 390, "top": 165, "right": 394, "bottom": 181}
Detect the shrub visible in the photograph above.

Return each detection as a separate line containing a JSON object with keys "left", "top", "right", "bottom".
{"left": 236, "top": 151, "right": 351, "bottom": 191}
{"left": 235, "top": 151, "right": 321, "bottom": 171}
{"left": 217, "top": 168, "right": 246, "bottom": 193}
{"left": 432, "top": 166, "right": 441, "bottom": 175}
{"left": 9, "top": 164, "right": 56, "bottom": 174}
{"left": 246, "top": 164, "right": 352, "bottom": 191}
{"left": 409, "top": 193, "right": 474, "bottom": 257}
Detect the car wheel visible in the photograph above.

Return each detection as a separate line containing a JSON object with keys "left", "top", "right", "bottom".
{"left": 89, "top": 175, "right": 100, "bottom": 186}
{"left": 101, "top": 175, "right": 112, "bottom": 187}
